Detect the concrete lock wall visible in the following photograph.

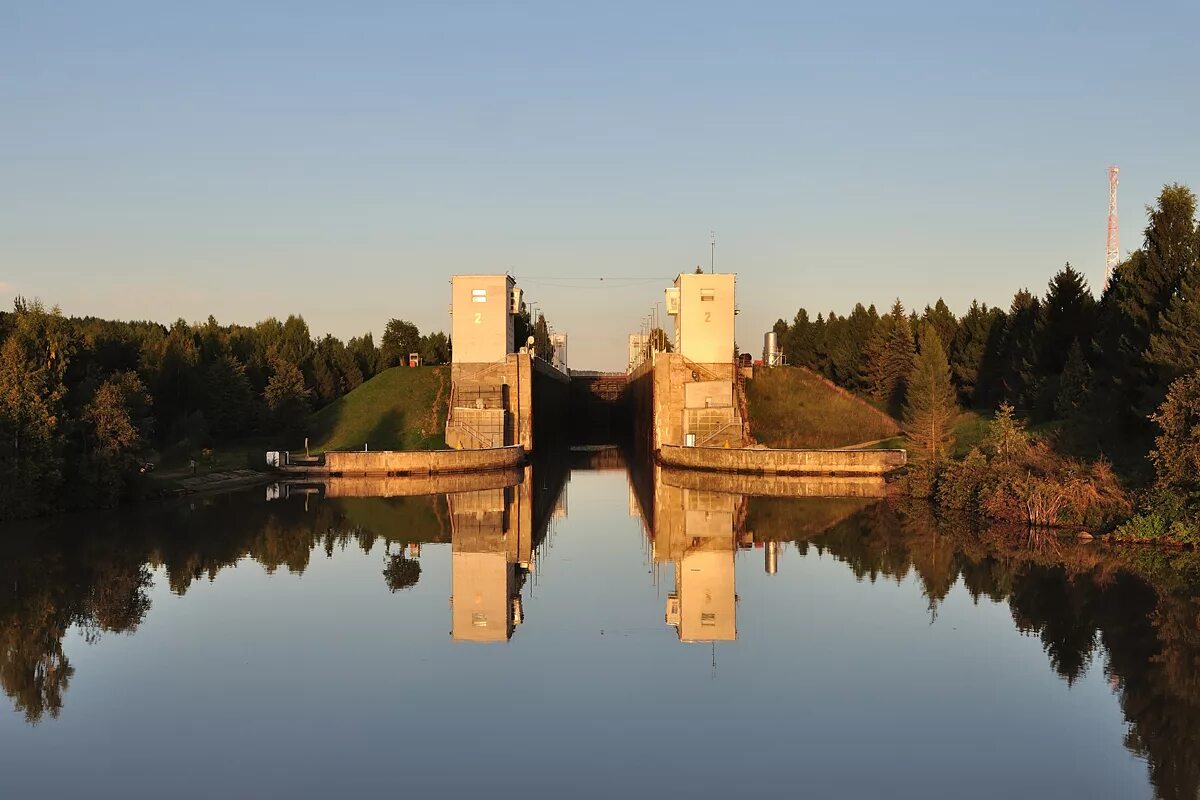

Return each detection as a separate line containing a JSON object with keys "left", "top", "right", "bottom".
{"left": 628, "top": 352, "right": 740, "bottom": 452}
{"left": 446, "top": 352, "right": 569, "bottom": 453}
{"left": 323, "top": 445, "right": 525, "bottom": 476}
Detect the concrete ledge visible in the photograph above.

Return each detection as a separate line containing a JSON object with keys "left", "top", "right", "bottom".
{"left": 278, "top": 466, "right": 526, "bottom": 497}
{"left": 279, "top": 445, "right": 525, "bottom": 477}
{"left": 659, "top": 466, "right": 889, "bottom": 498}
{"left": 659, "top": 444, "right": 906, "bottom": 476}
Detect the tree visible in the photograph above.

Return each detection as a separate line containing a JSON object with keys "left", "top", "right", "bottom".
{"left": 1149, "top": 369, "right": 1200, "bottom": 496}
{"left": 984, "top": 402, "right": 1029, "bottom": 465}
{"left": 1038, "top": 263, "right": 1096, "bottom": 376}
{"left": 950, "top": 300, "right": 1005, "bottom": 406}
{"left": 81, "top": 371, "right": 152, "bottom": 507}
{"left": 999, "top": 289, "right": 1041, "bottom": 408}
{"left": 380, "top": 319, "right": 420, "bottom": 368}
{"left": 347, "top": 333, "right": 381, "bottom": 380}
{"left": 1146, "top": 265, "right": 1200, "bottom": 383}
{"left": 1054, "top": 340, "right": 1092, "bottom": 418}
{"left": 532, "top": 315, "right": 554, "bottom": 361}
{"left": 903, "top": 323, "right": 958, "bottom": 464}
{"left": 866, "top": 300, "right": 914, "bottom": 412}
{"left": 1097, "top": 185, "right": 1200, "bottom": 424}
{"left": 203, "top": 355, "right": 256, "bottom": 437}
{"left": 0, "top": 299, "right": 73, "bottom": 518}
{"left": 418, "top": 331, "right": 451, "bottom": 365}
{"left": 921, "top": 298, "right": 958, "bottom": 353}
{"left": 263, "top": 357, "right": 312, "bottom": 433}
{"left": 647, "top": 327, "right": 672, "bottom": 353}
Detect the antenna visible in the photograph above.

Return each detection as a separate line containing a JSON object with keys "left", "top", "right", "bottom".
{"left": 1106, "top": 166, "right": 1120, "bottom": 288}
{"left": 709, "top": 230, "right": 716, "bottom": 273}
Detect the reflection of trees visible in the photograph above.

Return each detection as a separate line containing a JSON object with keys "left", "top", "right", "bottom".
{"left": 383, "top": 552, "right": 421, "bottom": 592}
{"left": 749, "top": 496, "right": 1200, "bottom": 800}
{"left": 0, "top": 489, "right": 450, "bottom": 722}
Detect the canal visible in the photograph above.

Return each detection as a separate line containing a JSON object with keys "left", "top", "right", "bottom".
{"left": 1, "top": 453, "right": 1197, "bottom": 799}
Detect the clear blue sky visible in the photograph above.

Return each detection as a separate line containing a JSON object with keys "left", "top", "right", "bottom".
{"left": 3, "top": 1, "right": 1198, "bottom": 369}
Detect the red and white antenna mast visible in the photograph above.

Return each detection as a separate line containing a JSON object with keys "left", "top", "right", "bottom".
{"left": 1105, "top": 165, "right": 1120, "bottom": 287}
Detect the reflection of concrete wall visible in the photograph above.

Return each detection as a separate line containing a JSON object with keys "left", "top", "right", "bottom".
{"left": 660, "top": 444, "right": 906, "bottom": 475}
{"left": 658, "top": 466, "right": 890, "bottom": 498}
{"left": 452, "top": 550, "right": 514, "bottom": 642}
{"left": 449, "top": 467, "right": 535, "bottom": 642}
{"left": 651, "top": 475, "right": 740, "bottom": 643}
{"left": 675, "top": 549, "right": 737, "bottom": 642}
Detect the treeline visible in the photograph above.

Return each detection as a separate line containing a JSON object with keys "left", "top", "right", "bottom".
{"left": 0, "top": 305, "right": 451, "bottom": 519}
{"left": 774, "top": 183, "right": 1200, "bottom": 537}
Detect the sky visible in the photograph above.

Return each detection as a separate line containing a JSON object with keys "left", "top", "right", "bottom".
{"left": 3, "top": 1, "right": 1199, "bottom": 370}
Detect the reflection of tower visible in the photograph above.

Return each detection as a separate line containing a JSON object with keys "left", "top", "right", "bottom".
{"left": 653, "top": 475, "right": 740, "bottom": 643}
{"left": 448, "top": 469, "right": 534, "bottom": 642}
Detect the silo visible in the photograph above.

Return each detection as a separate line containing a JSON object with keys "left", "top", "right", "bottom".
{"left": 763, "top": 331, "right": 779, "bottom": 367}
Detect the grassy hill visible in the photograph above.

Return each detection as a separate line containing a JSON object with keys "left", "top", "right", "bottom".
{"left": 308, "top": 366, "right": 449, "bottom": 452}
{"left": 746, "top": 367, "right": 902, "bottom": 449}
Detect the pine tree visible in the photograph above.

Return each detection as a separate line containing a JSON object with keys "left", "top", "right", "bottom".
{"left": 949, "top": 300, "right": 1005, "bottom": 406}
{"left": 867, "top": 300, "right": 915, "bottom": 411}
{"left": 1146, "top": 265, "right": 1200, "bottom": 383}
{"left": 921, "top": 298, "right": 958, "bottom": 352}
{"left": 984, "top": 401, "right": 1029, "bottom": 465}
{"left": 903, "top": 322, "right": 958, "bottom": 464}
{"left": 785, "top": 309, "right": 816, "bottom": 368}
{"left": 999, "top": 289, "right": 1040, "bottom": 407}
{"left": 1054, "top": 339, "right": 1092, "bottom": 418}
{"left": 1096, "top": 185, "right": 1200, "bottom": 423}
{"left": 1038, "top": 263, "right": 1096, "bottom": 376}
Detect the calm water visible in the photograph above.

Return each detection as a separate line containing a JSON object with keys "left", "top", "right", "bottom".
{"left": 2, "top": 453, "right": 1198, "bottom": 799}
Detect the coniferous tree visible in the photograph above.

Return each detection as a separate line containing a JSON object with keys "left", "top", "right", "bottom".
{"left": 999, "top": 290, "right": 1041, "bottom": 408}
{"left": 950, "top": 300, "right": 1004, "bottom": 406}
{"left": 532, "top": 314, "right": 554, "bottom": 361}
{"left": 203, "top": 355, "right": 256, "bottom": 437}
{"left": 1149, "top": 369, "right": 1200, "bottom": 496}
{"left": 866, "top": 300, "right": 915, "bottom": 412}
{"left": 1146, "top": 266, "right": 1200, "bottom": 383}
{"left": 1097, "top": 185, "right": 1200, "bottom": 423}
{"left": 785, "top": 309, "right": 816, "bottom": 369}
{"left": 921, "top": 298, "right": 958, "bottom": 352}
{"left": 903, "top": 322, "right": 958, "bottom": 464}
{"left": 1038, "top": 263, "right": 1096, "bottom": 376}
{"left": 1054, "top": 340, "right": 1092, "bottom": 418}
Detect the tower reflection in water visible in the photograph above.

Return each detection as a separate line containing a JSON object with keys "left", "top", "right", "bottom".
{"left": 447, "top": 463, "right": 569, "bottom": 642}
{"left": 448, "top": 478, "right": 532, "bottom": 642}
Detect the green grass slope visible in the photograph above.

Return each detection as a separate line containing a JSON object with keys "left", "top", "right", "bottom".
{"left": 746, "top": 366, "right": 902, "bottom": 449}
{"left": 308, "top": 366, "right": 449, "bottom": 452}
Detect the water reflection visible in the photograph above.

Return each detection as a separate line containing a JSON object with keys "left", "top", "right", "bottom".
{"left": 1, "top": 454, "right": 1199, "bottom": 799}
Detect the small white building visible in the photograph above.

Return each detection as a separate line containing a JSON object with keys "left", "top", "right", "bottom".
{"left": 450, "top": 274, "right": 520, "bottom": 364}
{"left": 549, "top": 333, "right": 568, "bottom": 372}
{"left": 665, "top": 272, "right": 736, "bottom": 365}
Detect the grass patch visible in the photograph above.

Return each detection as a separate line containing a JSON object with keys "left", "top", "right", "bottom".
{"left": 308, "top": 366, "right": 449, "bottom": 452}
{"left": 746, "top": 367, "right": 901, "bottom": 449}
{"left": 950, "top": 411, "right": 990, "bottom": 458}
